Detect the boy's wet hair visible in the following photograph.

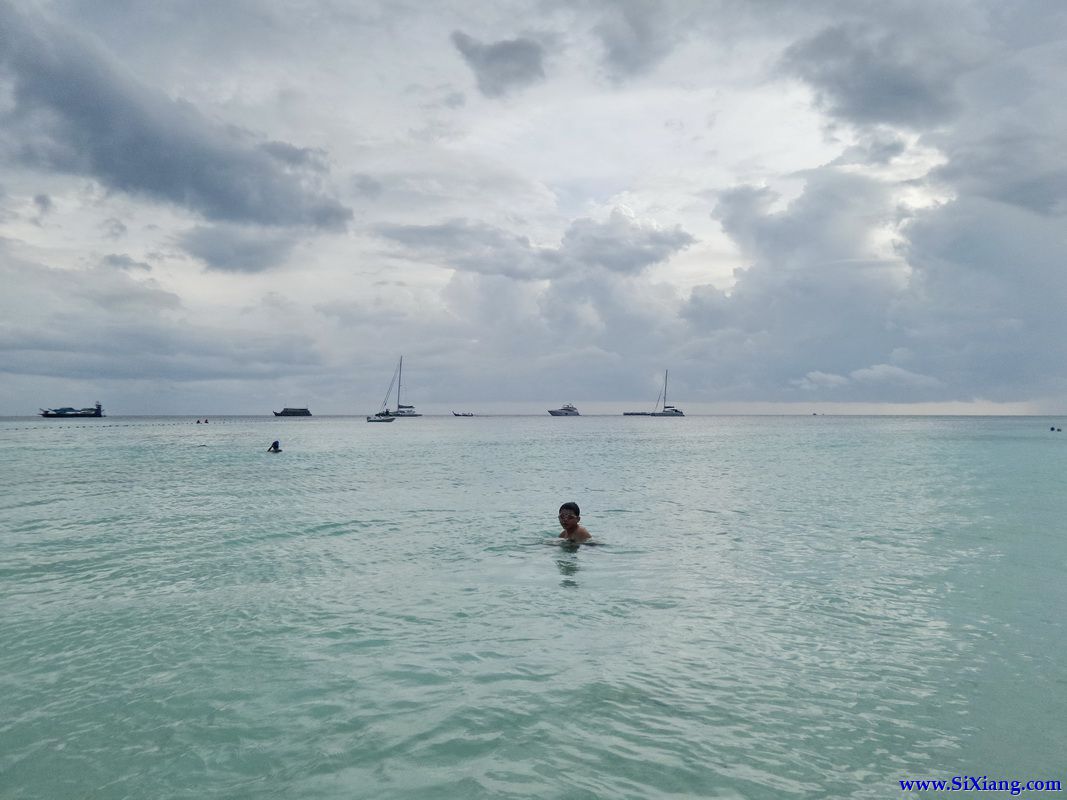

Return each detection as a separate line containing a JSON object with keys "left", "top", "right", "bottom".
{"left": 559, "top": 502, "right": 580, "bottom": 516}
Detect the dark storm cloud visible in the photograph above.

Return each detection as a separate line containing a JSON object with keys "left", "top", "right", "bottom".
{"left": 377, "top": 211, "right": 693, "bottom": 280}
{"left": 451, "top": 32, "right": 545, "bottom": 97}
{"left": 177, "top": 225, "right": 298, "bottom": 273}
{"left": 0, "top": 5, "right": 351, "bottom": 229}
{"left": 781, "top": 24, "right": 961, "bottom": 128}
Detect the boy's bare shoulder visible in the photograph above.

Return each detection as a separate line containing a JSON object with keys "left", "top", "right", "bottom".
{"left": 570, "top": 525, "right": 591, "bottom": 541}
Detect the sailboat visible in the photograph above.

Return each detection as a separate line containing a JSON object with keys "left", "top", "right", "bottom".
{"left": 367, "top": 364, "right": 396, "bottom": 422}
{"left": 623, "top": 370, "right": 684, "bottom": 416}
{"left": 367, "top": 356, "right": 421, "bottom": 421}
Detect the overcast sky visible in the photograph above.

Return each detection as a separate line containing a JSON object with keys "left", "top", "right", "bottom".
{"left": 2, "top": 0, "right": 1066, "bottom": 415}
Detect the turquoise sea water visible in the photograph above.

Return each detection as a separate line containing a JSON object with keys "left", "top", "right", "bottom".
{"left": 2, "top": 415, "right": 1065, "bottom": 799}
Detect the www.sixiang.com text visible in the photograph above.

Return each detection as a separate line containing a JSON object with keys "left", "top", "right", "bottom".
{"left": 900, "top": 776, "right": 1062, "bottom": 795}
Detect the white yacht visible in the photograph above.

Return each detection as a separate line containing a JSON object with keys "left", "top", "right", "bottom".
{"left": 548, "top": 403, "right": 580, "bottom": 416}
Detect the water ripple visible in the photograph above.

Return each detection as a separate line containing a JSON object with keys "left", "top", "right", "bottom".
{"left": 2, "top": 416, "right": 1065, "bottom": 798}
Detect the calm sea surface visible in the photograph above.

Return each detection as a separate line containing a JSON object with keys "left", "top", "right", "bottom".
{"left": 2, "top": 415, "right": 1065, "bottom": 799}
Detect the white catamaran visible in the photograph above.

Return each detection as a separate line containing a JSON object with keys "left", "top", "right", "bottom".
{"left": 623, "top": 370, "right": 684, "bottom": 416}
{"left": 368, "top": 356, "right": 421, "bottom": 421}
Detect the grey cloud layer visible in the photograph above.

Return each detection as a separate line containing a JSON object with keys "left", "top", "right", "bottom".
{"left": 377, "top": 210, "right": 694, "bottom": 280}
{"left": 0, "top": 5, "right": 350, "bottom": 229}
{"left": 683, "top": 162, "right": 1067, "bottom": 403}
{"left": 682, "top": 170, "right": 918, "bottom": 401}
{"left": 782, "top": 23, "right": 963, "bottom": 127}
{"left": 667, "top": 0, "right": 1067, "bottom": 403}
{"left": 592, "top": 0, "right": 688, "bottom": 79}
{"left": 178, "top": 225, "right": 298, "bottom": 273}
{"left": 0, "top": 255, "right": 321, "bottom": 383}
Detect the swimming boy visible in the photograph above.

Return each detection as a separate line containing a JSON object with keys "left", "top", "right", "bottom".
{"left": 558, "top": 502, "right": 591, "bottom": 542}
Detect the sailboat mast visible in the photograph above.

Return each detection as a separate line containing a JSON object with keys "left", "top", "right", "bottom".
{"left": 397, "top": 356, "right": 403, "bottom": 409}
{"left": 663, "top": 370, "right": 669, "bottom": 407}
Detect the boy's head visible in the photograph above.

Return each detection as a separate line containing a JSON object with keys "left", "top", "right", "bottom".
{"left": 558, "top": 502, "right": 580, "bottom": 527}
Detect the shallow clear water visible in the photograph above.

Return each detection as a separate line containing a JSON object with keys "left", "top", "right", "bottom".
{"left": 2, "top": 415, "right": 1065, "bottom": 799}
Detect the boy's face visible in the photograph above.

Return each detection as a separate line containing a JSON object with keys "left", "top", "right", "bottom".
{"left": 558, "top": 510, "right": 579, "bottom": 531}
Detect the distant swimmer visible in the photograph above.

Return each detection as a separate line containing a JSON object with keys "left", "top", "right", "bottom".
{"left": 267, "top": 440, "right": 281, "bottom": 453}
{"left": 558, "top": 501, "right": 591, "bottom": 543}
